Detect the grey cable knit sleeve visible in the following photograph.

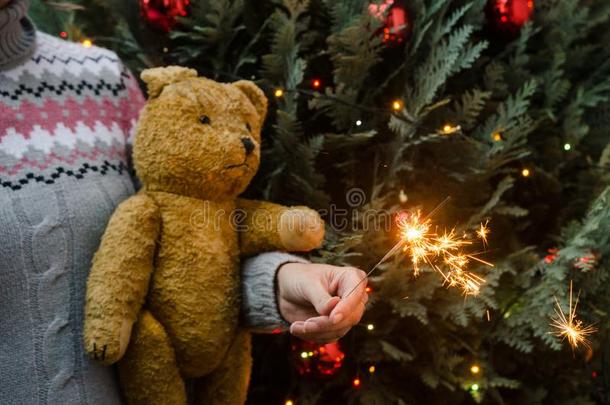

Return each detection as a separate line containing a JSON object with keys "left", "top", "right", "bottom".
{"left": 241, "top": 252, "right": 309, "bottom": 332}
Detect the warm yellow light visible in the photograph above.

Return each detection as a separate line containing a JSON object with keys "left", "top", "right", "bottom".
{"left": 492, "top": 132, "right": 502, "bottom": 141}
{"left": 564, "top": 143, "right": 571, "bottom": 151}
{"left": 285, "top": 400, "right": 294, "bottom": 405}
{"left": 369, "top": 365, "right": 376, "bottom": 373}
{"left": 367, "top": 324, "right": 374, "bottom": 331}
{"left": 391, "top": 100, "right": 403, "bottom": 111}
{"left": 300, "top": 352, "right": 308, "bottom": 358}
{"left": 82, "top": 39, "right": 93, "bottom": 48}
{"left": 356, "top": 119, "right": 362, "bottom": 126}
{"left": 521, "top": 168, "right": 530, "bottom": 177}
{"left": 470, "top": 365, "right": 480, "bottom": 374}
{"left": 274, "top": 88, "right": 284, "bottom": 98}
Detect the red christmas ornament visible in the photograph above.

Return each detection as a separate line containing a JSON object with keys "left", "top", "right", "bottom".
{"left": 140, "top": 0, "right": 190, "bottom": 33}
{"left": 487, "top": 0, "right": 534, "bottom": 36}
{"left": 544, "top": 248, "right": 559, "bottom": 264}
{"left": 369, "top": 0, "right": 412, "bottom": 44}
{"left": 291, "top": 339, "right": 345, "bottom": 377}
{"left": 574, "top": 252, "right": 598, "bottom": 272}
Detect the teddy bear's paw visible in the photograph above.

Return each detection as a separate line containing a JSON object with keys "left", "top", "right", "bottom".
{"left": 91, "top": 342, "right": 108, "bottom": 361}
{"left": 85, "top": 338, "right": 120, "bottom": 365}
{"left": 84, "top": 317, "right": 133, "bottom": 365}
{"left": 279, "top": 207, "right": 325, "bottom": 251}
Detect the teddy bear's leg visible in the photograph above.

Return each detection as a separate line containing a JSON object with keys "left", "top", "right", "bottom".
{"left": 193, "top": 329, "right": 252, "bottom": 405}
{"left": 118, "top": 310, "right": 187, "bottom": 405}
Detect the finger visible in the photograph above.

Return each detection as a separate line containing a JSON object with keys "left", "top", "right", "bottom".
{"left": 321, "top": 296, "right": 341, "bottom": 316}
{"left": 302, "top": 281, "right": 337, "bottom": 315}
{"left": 293, "top": 305, "right": 363, "bottom": 335}
{"left": 290, "top": 326, "right": 351, "bottom": 343}
{"left": 330, "top": 269, "right": 368, "bottom": 324}
{"left": 297, "top": 328, "right": 351, "bottom": 344}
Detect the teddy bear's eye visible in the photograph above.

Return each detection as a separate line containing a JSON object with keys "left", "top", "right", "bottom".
{"left": 245, "top": 123, "right": 252, "bottom": 132}
{"left": 199, "top": 115, "right": 211, "bottom": 125}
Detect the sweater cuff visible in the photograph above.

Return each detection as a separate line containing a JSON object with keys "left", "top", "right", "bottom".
{"left": 241, "top": 252, "right": 309, "bottom": 332}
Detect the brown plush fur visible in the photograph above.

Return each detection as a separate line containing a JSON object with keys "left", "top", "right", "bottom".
{"left": 84, "top": 66, "right": 324, "bottom": 405}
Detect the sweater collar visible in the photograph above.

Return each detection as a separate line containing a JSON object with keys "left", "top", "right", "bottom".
{"left": 0, "top": 0, "right": 35, "bottom": 70}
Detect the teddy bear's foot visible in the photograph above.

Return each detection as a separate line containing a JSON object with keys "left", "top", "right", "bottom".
{"left": 118, "top": 310, "right": 187, "bottom": 405}
{"left": 193, "top": 329, "right": 252, "bottom": 405}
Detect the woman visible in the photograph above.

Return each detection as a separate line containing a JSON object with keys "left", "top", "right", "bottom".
{"left": 0, "top": 0, "right": 368, "bottom": 403}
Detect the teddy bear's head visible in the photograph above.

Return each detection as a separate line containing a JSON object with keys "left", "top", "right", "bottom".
{"left": 133, "top": 66, "right": 267, "bottom": 200}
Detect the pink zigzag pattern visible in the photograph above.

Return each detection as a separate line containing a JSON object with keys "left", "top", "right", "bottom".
{"left": 0, "top": 145, "right": 126, "bottom": 176}
{"left": 0, "top": 75, "right": 144, "bottom": 142}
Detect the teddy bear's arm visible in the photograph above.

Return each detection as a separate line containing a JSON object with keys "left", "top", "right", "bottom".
{"left": 236, "top": 198, "right": 325, "bottom": 255}
{"left": 84, "top": 193, "right": 161, "bottom": 365}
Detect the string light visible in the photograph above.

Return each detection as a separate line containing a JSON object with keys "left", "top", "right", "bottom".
{"left": 365, "top": 286, "right": 372, "bottom": 293}
{"left": 355, "top": 119, "right": 363, "bottom": 126}
{"left": 470, "top": 365, "right": 480, "bottom": 374}
{"left": 274, "top": 88, "right": 284, "bottom": 98}
{"left": 391, "top": 99, "right": 403, "bottom": 111}
{"left": 82, "top": 39, "right": 93, "bottom": 48}
{"left": 369, "top": 365, "right": 376, "bottom": 373}
{"left": 285, "top": 400, "right": 294, "bottom": 405}
{"left": 399, "top": 189, "right": 408, "bottom": 203}
{"left": 353, "top": 378, "right": 361, "bottom": 388}
{"left": 492, "top": 132, "right": 502, "bottom": 141}
{"left": 367, "top": 324, "right": 375, "bottom": 331}
{"left": 521, "top": 168, "right": 531, "bottom": 177}
{"left": 441, "top": 124, "right": 461, "bottom": 135}
{"left": 312, "top": 78, "right": 321, "bottom": 89}
{"left": 471, "top": 383, "right": 479, "bottom": 392}
{"left": 564, "top": 143, "right": 571, "bottom": 151}
{"left": 300, "top": 352, "right": 308, "bottom": 359}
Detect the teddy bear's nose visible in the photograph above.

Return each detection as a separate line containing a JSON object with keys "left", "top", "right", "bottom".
{"left": 241, "top": 137, "right": 255, "bottom": 156}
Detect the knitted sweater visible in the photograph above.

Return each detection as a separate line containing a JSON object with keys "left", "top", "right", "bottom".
{"left": 0, "top": 2, "right": 295, "bottom": 403}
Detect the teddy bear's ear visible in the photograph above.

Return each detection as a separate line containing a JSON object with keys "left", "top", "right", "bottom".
{"left": 233, "top": 80, "right": 268, "bottom": 127}
{"left": 140, "top": 66, "right": 198, "bottom": 98}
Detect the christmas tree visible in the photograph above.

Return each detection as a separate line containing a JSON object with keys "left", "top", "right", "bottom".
{"left": 30, "top": 0, "right": 610, "bottom": 403}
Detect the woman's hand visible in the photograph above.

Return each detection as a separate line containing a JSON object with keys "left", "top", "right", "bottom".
{"left": 277, "top": 262, "right": 368, "bottom": 344}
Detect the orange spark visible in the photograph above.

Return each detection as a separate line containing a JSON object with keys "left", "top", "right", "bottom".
{"left": 550, "top": 281, "right": 596, "bottom": 350}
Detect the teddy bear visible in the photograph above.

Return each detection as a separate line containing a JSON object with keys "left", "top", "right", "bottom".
{"left": 83, "top": 66, "right": 325, "bottom": 405}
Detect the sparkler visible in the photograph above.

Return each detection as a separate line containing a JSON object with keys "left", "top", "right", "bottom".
{"left": 345, "top": 197, "right": 493, "bottom": 298}
{"left": 550, "top": 281, "right": 596, "bottom": 350}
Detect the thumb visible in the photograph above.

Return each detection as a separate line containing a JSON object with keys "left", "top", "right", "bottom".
{"left": 302, "top": 282, "right": 339, "bottom": 315}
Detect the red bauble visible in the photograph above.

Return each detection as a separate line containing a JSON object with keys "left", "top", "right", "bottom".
{"left": 369, "top": 0, "right": 412, "bottom": 44}
{"left": 291, "top": 340, "right": 345, "bottom": 377}
{"left": 140, "top": 0, "right": 190, "bottom": 33}
{"left": 487, "top": 0, "right": 534, "bottom": 36}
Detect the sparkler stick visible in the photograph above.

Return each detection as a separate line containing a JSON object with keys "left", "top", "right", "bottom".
{"left": 344, "top": 239, "right": 404, "bottom": 298}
